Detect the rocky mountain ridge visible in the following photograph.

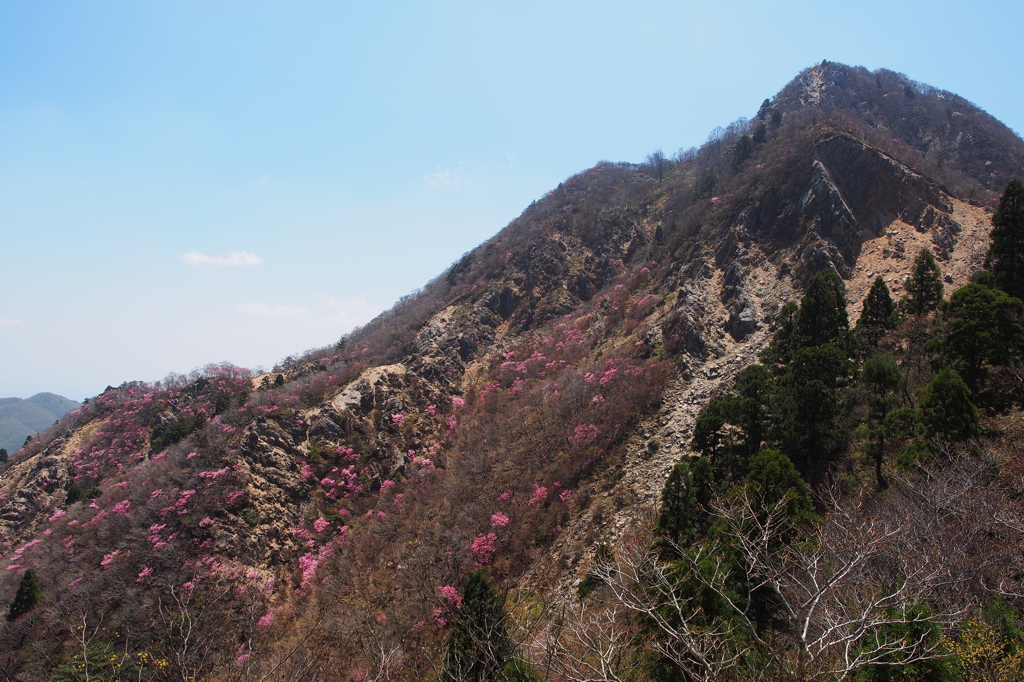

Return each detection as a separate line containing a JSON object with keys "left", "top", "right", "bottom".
{"left": 0, "top": 62, "right": 1020, "bottom": 680}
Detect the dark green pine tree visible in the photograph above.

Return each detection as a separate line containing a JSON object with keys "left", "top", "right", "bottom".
{"left": 655, "top": 459, "right": 697, "bottom": 555}
{"left": 655, "top": 457, "right": 715, "bottom": 556}
{"left": 441, "top": 571, "right": 513, "bottom": 682}
{"left": 857, "top": 276, "right": 897, "bottom": 344}
{"left": 7, "top": 568, "right": 42, "bottom": 621}
{"left": 760, "top": 300, "right": 801, "bottom": 368}
{"left": 773, "top": 343, "right": 854, "bottom": 477}
{"left": 938, "top": 283, "right": 1024, "bottom": 400}
{"left": 796, "top": 269, "right": 850, "bottom": 349}
{"left": 65, "top": 484, "right": 85, "bottom": 505}
{"left": 744, "top": 447, "right": 814, "bottom": 530}
{"left": 860, "top": 353, "right": 903, "bottom": 490}
{"left": 985, "top": 179, "right": 1024, "bottom": 300}
{"left": 730, "top": 134, "right": 754, "bottom": 169}
{"left": 918, "top": 368, "right": 981, "bottom": 443}
{"left": 903, "top": 248, "right": 944, "bottom": 315}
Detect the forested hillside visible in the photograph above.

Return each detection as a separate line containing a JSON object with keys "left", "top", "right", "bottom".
{"left": 0, "top": 62, "right": 1022, "bottom": 681}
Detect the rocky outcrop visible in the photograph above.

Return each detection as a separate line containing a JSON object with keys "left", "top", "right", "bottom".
{"left": 329, "top": 364, "right": 410, "bottom": 417}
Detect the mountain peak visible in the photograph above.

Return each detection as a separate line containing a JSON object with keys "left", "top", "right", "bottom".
{"left": 761, "top": 61, "right": 1024, "bottom": 193}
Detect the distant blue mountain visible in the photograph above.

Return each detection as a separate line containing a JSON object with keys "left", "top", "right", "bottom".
{"left": 0, "top": 393, "right": 80, "bottom": 454}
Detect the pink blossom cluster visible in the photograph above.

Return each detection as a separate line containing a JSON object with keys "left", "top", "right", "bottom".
{"left": 148, "top": 523, "right": 177, "bottom": 549}
{"left": 322, "top": 465, "right": 364, "bottom": 499}
{"left": 569, "top": 424, "right": 600, "bottom": 444}
{"left": 100, "top": 549, "right": 126, "bottom": 569}
{"left": 471, "top": 533, "right": 497, "bottom": 566}
{"left": 438, "top": 585, "right": 462, "bottom": 607}
{"left": 411, "top": 455, "right": 435, "bottom": 470}
{"left": 335, "top": 446, "right": 358, "bottom": 462}
{"left": 163, "top": 489, "right": 196, "bottom": 515}
{"left": 633, "top": 293, "right": 659, "bottom": 307}
{"left": 479, "top": 382, "right": 501, "bottom": 402}
{"left": 10, "top": 540, "right": 41, "bottom": 563}
{"left": 198, "top": 466, "right": 231, "bottom": 482}
{"left": 82, "top": 509, "right": 108, "bottom": 528}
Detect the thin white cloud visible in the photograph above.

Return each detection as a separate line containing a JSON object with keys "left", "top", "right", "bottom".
{"left": 425, "top": 161, "right": 467, "bottom": 188}
{"left": 0, "top": 318, "right": 23, "bottom": 327}
{"left": 181, "top": 250, "right": 263, "bottom": 267}
{"left": 237, "top": 303, "right": 309, "bottom": 317}
{"left": 506, "top": 152, "right": 516, "bottom": 168}
{"left": 426, "top": 168, "right": 456, "bottom": 188}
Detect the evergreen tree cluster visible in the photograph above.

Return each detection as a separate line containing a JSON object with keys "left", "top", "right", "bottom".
{"left": 647, "top": 179, "right": 1024, "bottom": 681}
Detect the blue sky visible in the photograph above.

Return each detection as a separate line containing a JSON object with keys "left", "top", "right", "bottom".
{"left": 2, "top": 1, "right": 1022, "bottom": 401}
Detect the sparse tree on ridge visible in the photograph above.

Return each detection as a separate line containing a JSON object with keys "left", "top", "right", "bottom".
{"left": 646, "top": 148, "right": 668, "bottom": 182}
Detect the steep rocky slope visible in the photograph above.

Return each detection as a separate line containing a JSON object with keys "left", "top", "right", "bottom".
{"left": 0, "top": 62, "right": 1020, "bottom": 680}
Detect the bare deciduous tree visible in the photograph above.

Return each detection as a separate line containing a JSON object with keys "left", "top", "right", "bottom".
{"left": 589, "top": 485, "right": 959, "bottom": 681}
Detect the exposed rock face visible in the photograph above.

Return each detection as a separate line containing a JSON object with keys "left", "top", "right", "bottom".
{"left": 728, "top": 296, "right": 759, "bottom": 341}
{"left": 734, "top": 132, "right": 967, "bottom": 283}
{"left": 330, "top": 364, "right": 410, "bottom": 417}
{"left": 0, "top": 424, "right": 95, "bottom": 537}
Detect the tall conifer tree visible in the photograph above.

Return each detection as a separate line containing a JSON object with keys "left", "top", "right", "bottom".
{"left": 7, "top": 568, "right": 42, "bottom": 621}
{"left": 904, "top": 248, "right": 944, "bottom": 314}
{"left": 796, "top": 269, "right": 849, "bottom": 348}
{"left": 857, "top": 276, "right": 897, "bottom": 341}
{"left": 442, "top": 571, "right": 513, "bottom": 681}
{"left": 985, "top": 179, "right": 1024, "bottom": 300}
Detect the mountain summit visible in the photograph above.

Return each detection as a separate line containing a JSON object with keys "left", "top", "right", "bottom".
{"left": 0, "top": 63, "right": 1022, "bottom": 680}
